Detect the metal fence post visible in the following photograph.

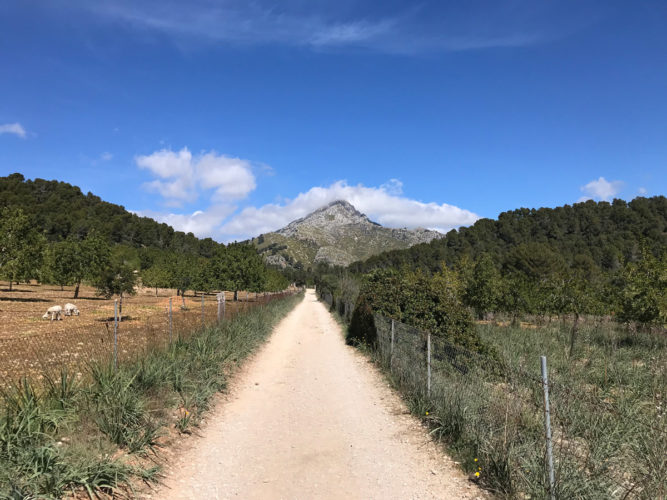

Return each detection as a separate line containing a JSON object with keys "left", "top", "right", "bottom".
{"left": 541, "top": 355, "right": 556, "bottom": 500}
{"left": 427, "top": 332, "right": 432, "bottom": 397}
{"left": 217, "top": 294, "right": 222, "bottom": 322}
{"left": 113, "top": 299, "right": 118, "bottom": 370}
{"left": 390, "top": 318, "right": 395, "bottom": 362}
{"left": 169, "top": 297, "right": 173, "bottom": 344}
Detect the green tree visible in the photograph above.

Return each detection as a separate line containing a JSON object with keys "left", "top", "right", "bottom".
{"left": 498, "top": 272, "right": 533, "bottom": 326}
{"left": 265, "top": 267, "right": 289, "bottom": 292}
{"left": 93, "top": 258, "right": 137, "bottom": 319}
{"left": 549, "top": 269, "right": 601, "bottom": 357}
{"left": 171, "top": 253, "right": 198, "bottom": 304}
{"left": 51, "top": 234, "right": 112, "bottom": 299}
{"left": 0, "top": 207, "right": 45, "bottom": 290}
{"left": 464, "top": 254, "right": 502, "bottom": 319}
{"left": 404, "top": 267, "right": 482, "bottom": 351}
{"left": 212, "top": 243, "right": 267, "bottom": 300}
{"left": 141, "top": 264, "right": 172, "bottom": 296}
{"left": 45, "top": 240, "right": 78, "bottom": 290}
{"left": 349, "top": 266, "right": 485, "bottom": 353}
{"left": 192, "top": 256, "right": 215, "bottom": 295}
{"left": 616, "top": 249, "right": 667, "bottom": 327}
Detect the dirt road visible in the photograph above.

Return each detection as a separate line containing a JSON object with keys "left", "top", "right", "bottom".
{"left": 155, "top": 290, "right": 480, "bottom": 499}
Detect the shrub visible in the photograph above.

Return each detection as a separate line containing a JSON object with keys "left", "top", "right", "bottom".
{"left": 347, "top": 295, "right": 377, "bottom": 346}
{"left": 352, "top": 267, "right": 487, "bottom": 354}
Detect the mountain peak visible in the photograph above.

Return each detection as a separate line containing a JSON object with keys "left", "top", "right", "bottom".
{"left": 255, "top": 200, "right": 443, "bottom": 268}
{"left": 319, "top": 199, "right": 358, "bottom": 211}
{"left": 277, "top": 200, "right": 371, "bottom": 236}
{"left": 311, "top": 200, "right": 365, "bottom": 218}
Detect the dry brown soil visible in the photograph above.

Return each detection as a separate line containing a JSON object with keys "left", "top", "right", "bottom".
{"left": 152, "top": 290, "right": 483, "bottom": 500}
{"left": 0, "top": 282, "right": 259, "bottom": 385}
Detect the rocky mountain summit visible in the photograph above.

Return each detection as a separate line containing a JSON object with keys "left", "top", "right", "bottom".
{"left": 252, "top": 200, "right": 442, "bottom": 268}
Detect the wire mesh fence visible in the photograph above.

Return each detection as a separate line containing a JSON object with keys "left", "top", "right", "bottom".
{"left": 371, "top": 314, "right": 666, "bottom": 499}
{"left": 0, "top": 284, "right": 296, "bottom": 392}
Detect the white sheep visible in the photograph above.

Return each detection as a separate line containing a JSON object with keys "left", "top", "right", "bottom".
{"left": 64, "top": 303, "right": 80, "bottom": 316}
{"left": 42, "top": 305, "right": 63, "bottom": 321}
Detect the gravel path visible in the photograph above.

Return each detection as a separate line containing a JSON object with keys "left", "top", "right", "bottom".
{"left": 154, "top": 290, "right": 482, "bottom": 500}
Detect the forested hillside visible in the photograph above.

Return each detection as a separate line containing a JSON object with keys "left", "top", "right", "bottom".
{"left": 0, "top": 173, "right": 220, "bottom": 256}
{"left": 0, "top": 173, "right": 288, "bottom": 297}
{"left": 349, "top": 197, "right": 667, "bottom": 274}
{"left": 318, "top": 197, "right": 666, "bottom": 343}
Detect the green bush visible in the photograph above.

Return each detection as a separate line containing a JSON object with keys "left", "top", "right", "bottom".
{"left": 350, "top": 267, "right": 487, "bottom": 354}
{"left": 347, "top": 295, "right": 377, "bottom": 346}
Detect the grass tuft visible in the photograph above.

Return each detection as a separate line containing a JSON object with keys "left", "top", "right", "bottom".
{"left": 0, "top": 291, "right": 303, "bottom": 498}
{"left": 364, "top": 315, "right": 666, "bottom": 499}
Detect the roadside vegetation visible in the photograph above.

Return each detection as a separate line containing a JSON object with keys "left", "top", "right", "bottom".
{"left": 319, "top": 269, "right": 665, "bottom": 497}
{"left": 361, "top": 314, "right": 665, "bottom": 498}
{"left": 315, "top": 198, "right": 666, "bottom": 498}
{"left": 0, "top": 291, "right": 303, "bottom": 498}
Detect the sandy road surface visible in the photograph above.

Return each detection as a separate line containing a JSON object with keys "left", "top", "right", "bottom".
{"left": 154, "top": 290, "right": 481, "bottom": 500}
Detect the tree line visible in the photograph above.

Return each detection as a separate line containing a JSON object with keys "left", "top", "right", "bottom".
{"left": 0, "top": 206, "right": 289, "bottom": 302}
{"left": 316, "top": 197, "right": 666, "bottom": 349}
{"left": 349, "top": 196, "right": 666, "bottom": 276}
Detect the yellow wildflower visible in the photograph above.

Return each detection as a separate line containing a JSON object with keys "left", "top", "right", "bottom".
{"left": 475, "top": 472, "right": 480, "bottom": 477}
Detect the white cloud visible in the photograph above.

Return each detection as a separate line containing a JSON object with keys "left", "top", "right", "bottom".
{"left": 638, "top": 187, "right": 647, "bottom": 195}
{"left": 196, "top": 152, "right": 257, "bottom": 201}
{"left": 136, "top": 205, "right": 237, "bottom": 239}
{"left": 133, "top": 179, "right": 478, "bottom": 243}
{"left": 65, "top": 1, "right": 565, "bottom": 54}
{"left": 220, "top": 180, "right": 479, "bottom": 241}
{"left": 136, "top": 147, "right": 257, "bottom": 206}
{"left": 579, "top": 177, "right": 623, "bottom": 201}
{"left": 100, "top": 151, "right": 113, "bottom": 161}
{"left": 0, "top": 123, "right": 27, "bottom": 138}
{"left": 309, "top": 19, "right": 396, "bottom": 47}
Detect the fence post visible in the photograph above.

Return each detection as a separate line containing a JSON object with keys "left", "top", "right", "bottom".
{"left": 427, "top": 332, "right": 432, "bottom": 397}
{"left": 201, "top": 293, "right": 205, "bottom": 327}
{"left": 217, "top": 294, "right": 222, "bottom": 322}
{"left": 169, "top": 297, "right": 173, "bottom": 344}
{"left": 390, "top": 318, "right": 395, "bottom": 367}
{"left": 541, "top": 355, "right": 556, "bottom": 500}
{"left": 113, "top": 299, "right": 118, "bottom": 370}
{"left": 222, "top": 292, "right": 226, "bottom": 320}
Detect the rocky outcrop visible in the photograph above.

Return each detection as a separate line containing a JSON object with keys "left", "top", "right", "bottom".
{"left": 254, "top": 200, "right": 443, "bottom": 268}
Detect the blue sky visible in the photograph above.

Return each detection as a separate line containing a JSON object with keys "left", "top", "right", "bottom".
{"left": 1, "top": 1, "right": 665, "bottom": 241}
